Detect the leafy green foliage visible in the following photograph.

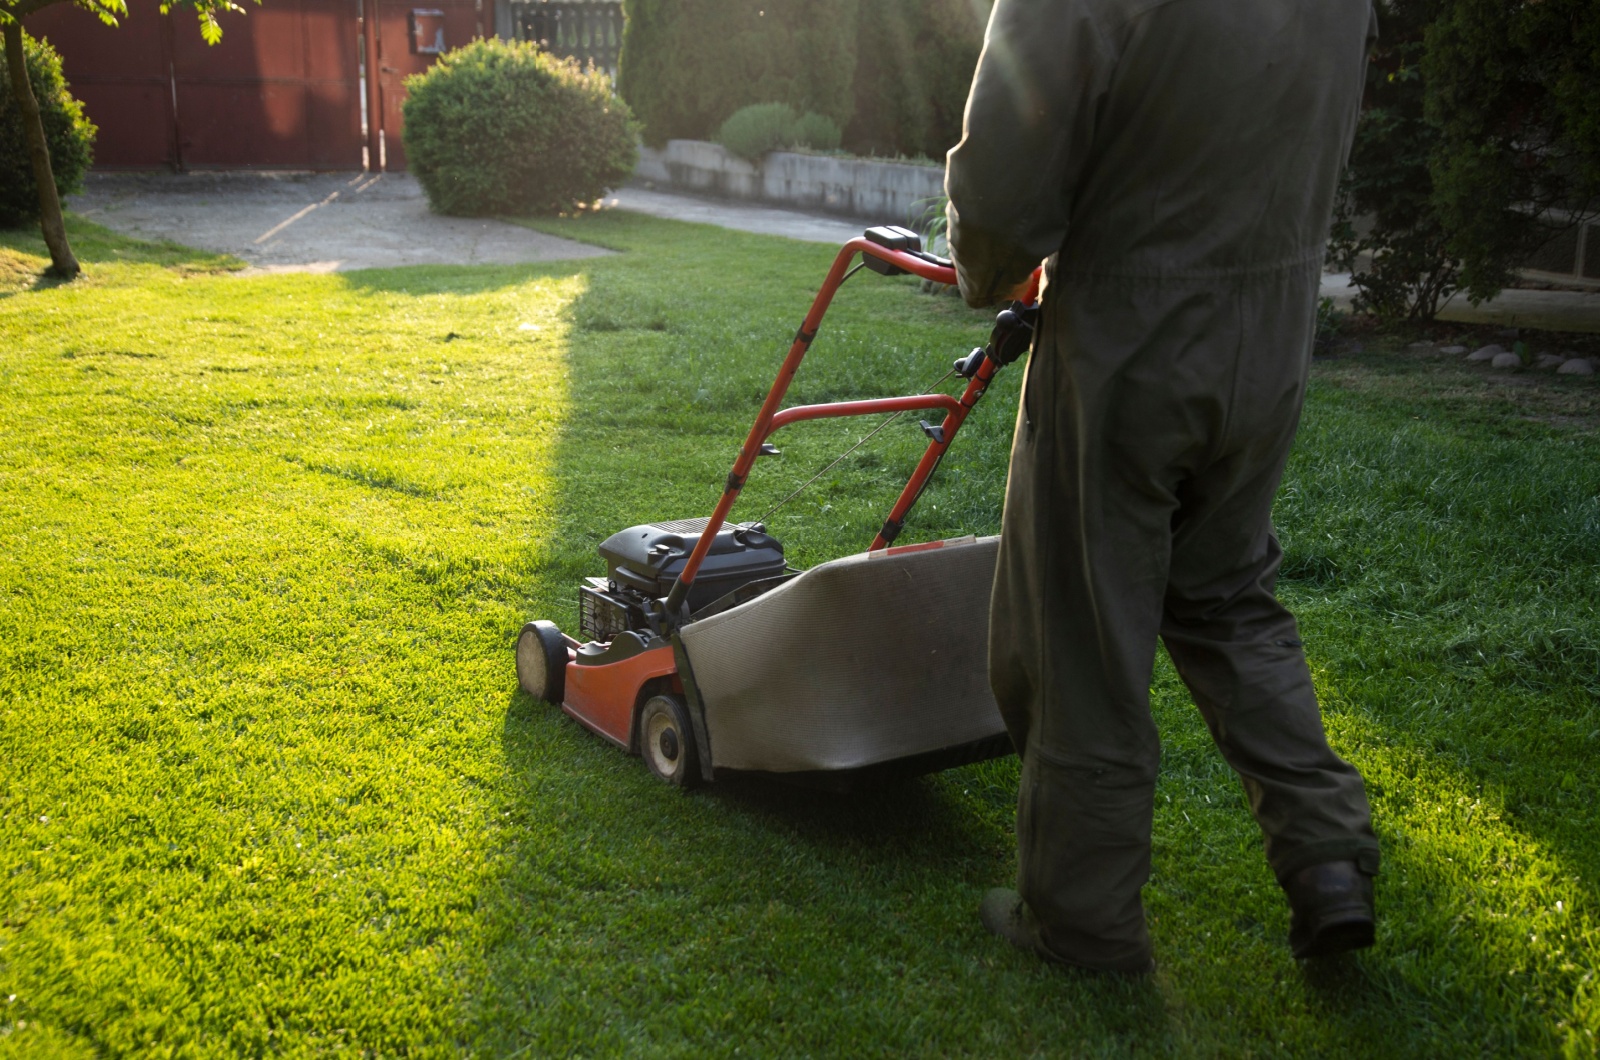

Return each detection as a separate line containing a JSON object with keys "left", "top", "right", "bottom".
{"left": 1329, "top": 0, "right": 1460, "bottom": 326}
{"left": 1334, "top": 0, "right": 1600, "bottom": 323}
{"left": 846, "top": 0, "right": 986, "bottom": 160}
{"left": 1424, "top": 0, "right": 1600, "bottom": 302}
{"left": 1, "top": 211, "right": 1597, "bottom": 1054}
{"left": 618, "top": 0, "right": 858, "bottom": 147}
{"left": 0, "top": 30, "right": 93, "bottom": 228}
{"left": 402, "top": 38, "right": 637, "bottom": 217}
{"left": 790, "top": 109, "right": 842, "bottom": 153}
{"left": 716, "top": 102, "right": 841, "bottom": 162}
{"left": 618, "top": 0, "right": 987, "bottom": 159}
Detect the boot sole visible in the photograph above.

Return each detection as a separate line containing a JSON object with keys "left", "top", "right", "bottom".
{"left": 1292, "top": 912, "right": 1375, "bottom": 959}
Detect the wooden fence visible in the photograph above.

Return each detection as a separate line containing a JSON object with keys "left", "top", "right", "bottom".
{"left": 510, "top": 0, "right": 623, "bottom": 79}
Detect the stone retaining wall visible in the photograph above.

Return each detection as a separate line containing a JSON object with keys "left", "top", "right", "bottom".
{"left": 634, "top": 141, "right": 944, "bottom": 224}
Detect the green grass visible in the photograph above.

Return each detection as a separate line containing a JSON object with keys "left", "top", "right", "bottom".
{"left": 0, "top": 209, "right": 1596, "bottom": 1058}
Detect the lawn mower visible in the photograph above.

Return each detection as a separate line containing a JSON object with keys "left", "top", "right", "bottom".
{"left": 516, "top": 225, "right": 1040, "bottom": 788}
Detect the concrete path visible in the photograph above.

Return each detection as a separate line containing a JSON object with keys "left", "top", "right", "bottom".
{"left": 601, "top": 186, "right": 865, "bottom": 245}
{"left": 68, "top": 171, "right": 609, "bottom": 274}
{"left": 63, "top": 170, "right": 1600, "bottom": 333}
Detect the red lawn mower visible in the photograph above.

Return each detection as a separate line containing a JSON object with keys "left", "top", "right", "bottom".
{"left": 516, "top": 226, "right": 1039, "bottom": 788}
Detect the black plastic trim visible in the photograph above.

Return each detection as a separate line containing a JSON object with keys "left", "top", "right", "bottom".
{"left": 670, "top": 633, "right": 716, "bottom": 784}
{"left": 714, "top": 732, "right": 1015, "bottom": 793}
{"left": 574, "top": 629, "right": 666, "bottom": 666}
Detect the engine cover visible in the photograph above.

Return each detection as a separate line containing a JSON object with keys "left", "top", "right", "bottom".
{"left": 598, "top": 518, "right": 786, "bottom": 612}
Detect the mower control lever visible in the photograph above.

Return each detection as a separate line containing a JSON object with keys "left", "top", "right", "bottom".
{"left": 954, "top": 347, "right": 987, "bottom": 378}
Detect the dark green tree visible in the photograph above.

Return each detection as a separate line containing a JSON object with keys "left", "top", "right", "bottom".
{"left": 1329, "top": 0, "right": 1459, "bottom": 324}
{"left": 618, "top": 0, "right": 858, "bottom": 147}
{"left": 845, "top": 0, "right": 987, "bottom": 161}
{"left": 1333, "top": 0, "right": 1600, "bottom": 324}
{"left": 1425, "top": 0, "right": 1600, "bottom": 302}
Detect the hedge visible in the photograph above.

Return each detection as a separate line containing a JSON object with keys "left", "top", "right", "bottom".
{"left": 618, "top": 0, "right": 858, "bottom": 148}
{"left": 846, "top": 0, "right": 987, "bottom": 161}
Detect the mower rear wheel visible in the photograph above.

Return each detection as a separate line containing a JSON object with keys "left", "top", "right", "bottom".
{"left": 516, "top": 620, "right": 567, "bottom": 705}
{"left": 639, "top": 694, "right": 700, "bottom": 788}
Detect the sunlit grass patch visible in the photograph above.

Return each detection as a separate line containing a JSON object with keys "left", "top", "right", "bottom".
{"left": 2, "top": 211, "right": 1597, "bottom": 1056}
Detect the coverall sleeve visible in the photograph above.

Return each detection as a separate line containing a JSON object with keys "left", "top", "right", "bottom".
{"left": 945, "top": 0, "right": 1116, "bottom": 307}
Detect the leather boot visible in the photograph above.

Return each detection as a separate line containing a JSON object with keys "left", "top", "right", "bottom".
{"left": 1282, "top": 860, "right": 1375, "bottom": 958}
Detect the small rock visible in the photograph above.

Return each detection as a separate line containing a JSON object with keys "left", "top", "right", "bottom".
{"left": 1439, "top": 345, "right": 1467, "bottom": 354}
{"left": 1535, "top": 353, "right": 1567, "bottom": 369}
{"left": 1491, "top": 351, "right": 1522, "bottom": 370}
{"left": 1467, "top": 344, "right": 1504, "bottom": 362}
{"left": 1556, "top": 358, "right": 1595, "bottom": 376}
{"left": 1407, "top": 340, "right": 1434, "bottom": 349}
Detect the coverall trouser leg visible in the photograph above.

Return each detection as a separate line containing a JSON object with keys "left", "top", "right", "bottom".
{"left": 988, "top": 269, "right": 1379, "bottom": 971}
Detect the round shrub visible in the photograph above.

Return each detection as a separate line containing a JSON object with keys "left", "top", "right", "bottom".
{"left": 790, "top": 111, "right": 841, "bottom": 153}
{"left": 716, "top": 102, "right": 799, "bottom": 161}
{"left": 402, "top": 38, "right": 637, "bottom": 217}
{"left": 716, "top": 103, "right": 842, "bottom": 162}
{"left": 0, "top": 31, "right": 96, "bottom": 228}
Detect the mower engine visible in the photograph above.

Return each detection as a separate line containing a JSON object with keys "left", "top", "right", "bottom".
{"left": 579, "top": 519, "right": 788, "bottom": 640}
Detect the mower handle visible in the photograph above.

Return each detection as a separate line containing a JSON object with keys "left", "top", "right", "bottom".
{"left": 661, "top": 237, "right": 1023, "bottom": 618}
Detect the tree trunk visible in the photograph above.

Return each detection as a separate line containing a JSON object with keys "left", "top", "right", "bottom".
{"left": 4, "top": 18, "right": 78, "bottom": 279}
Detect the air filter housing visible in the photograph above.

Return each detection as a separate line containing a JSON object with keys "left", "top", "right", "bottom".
{"left": 598, "top": 518, "right": 786, "bottom": 611}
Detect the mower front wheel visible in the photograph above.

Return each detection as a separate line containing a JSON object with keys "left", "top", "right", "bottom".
{"left": 638, "top": 694, "right": 700, "bottom": 788}
{"left": 516, "top": 621, "right": 567, "bottom": 705}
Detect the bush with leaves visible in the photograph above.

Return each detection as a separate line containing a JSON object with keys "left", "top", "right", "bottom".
{"left": 402, "top": 38, "right": 637, "bottom": 217}
{"left": 618, "top": 0, "right": 857, "bottom": 148}
{"left": 1329, "top": 0, "right": 1460, "bottom": 325}
{"left": 0, "top": 31, "right": 94, "bottom": 229}
{"left": 716, "top": 103, "right": 840, "bottom": 162}
{"left": 1425, "top": 0, "right": 1600, "bottom": 302}
{"left": 1333, "top": 0, "right": 1600, "bottom": 325}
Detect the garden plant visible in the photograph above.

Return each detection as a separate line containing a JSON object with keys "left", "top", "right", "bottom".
{"left": 0, "top": 31, "right": 91, "bottom": 229}
{"left": 0, "top": 210, "right": 1596, "bottom": 1055}
{"left": 402, "top": 38, "right": 637, "bottom": 218}
{"left": 1331, "top": 0, "right": 1600, "bottom": 324}
{"left": 715, "top": 102, "right": 841, "bottom": 162}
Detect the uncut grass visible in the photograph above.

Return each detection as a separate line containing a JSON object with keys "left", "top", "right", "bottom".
{"left": 0, "top": 211, "right": 1594, "bottom": 1057}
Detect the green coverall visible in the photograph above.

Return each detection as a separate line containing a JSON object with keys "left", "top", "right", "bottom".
{"left": 947, "top": 0, "right": 1382, "bottom": 971}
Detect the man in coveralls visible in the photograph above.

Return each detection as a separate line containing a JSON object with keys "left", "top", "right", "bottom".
{"left": 946, "top": 0, "right": 1382, "bottom": 972}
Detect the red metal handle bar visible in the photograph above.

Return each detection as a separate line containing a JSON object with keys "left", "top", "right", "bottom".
{"left": 661, "top": 239, "right": 962, "bottom": 616}
{"left": 766, "top": 394, "right": 963, "bottom": 436}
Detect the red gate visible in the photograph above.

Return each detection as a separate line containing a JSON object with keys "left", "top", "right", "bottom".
{"left": 29, "top": 0, "right": 366, "bottom": 170}
{"left": 366, "top": 0, "right": 481, "bottom": 169}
